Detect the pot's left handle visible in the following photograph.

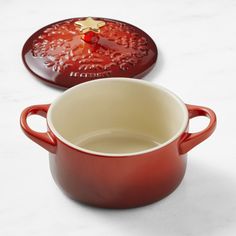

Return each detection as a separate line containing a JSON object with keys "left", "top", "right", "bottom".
{"left": 20, "top": 104, "right": 57, "bottom": 153}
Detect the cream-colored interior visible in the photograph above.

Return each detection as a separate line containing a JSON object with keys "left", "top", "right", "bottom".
{"left": 48, "top": 78, "right": 188, "bottom": 156}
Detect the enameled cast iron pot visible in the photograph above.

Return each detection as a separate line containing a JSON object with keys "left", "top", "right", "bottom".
{"left": 20, "top": 78, "right": 216, "bottom": 208}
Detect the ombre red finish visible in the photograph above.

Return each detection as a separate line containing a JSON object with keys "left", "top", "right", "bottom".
{"left": 22, "top": 17, "right": 158, "bottom": 89}
{"left": 20, "top": 104, "right": 216, "bottom": 208}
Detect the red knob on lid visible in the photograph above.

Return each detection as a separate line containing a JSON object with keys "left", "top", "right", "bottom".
{"left": 75, "top": 17, "right": 105, "bottom": 44}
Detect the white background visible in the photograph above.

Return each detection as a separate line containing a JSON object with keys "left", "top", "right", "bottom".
{"left": 1, "top": 0, "right": 236, "bottom": 235}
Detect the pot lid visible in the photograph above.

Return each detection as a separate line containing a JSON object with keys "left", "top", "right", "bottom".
{"left": 22, "top": 17, "right": 158, "bottom": 89}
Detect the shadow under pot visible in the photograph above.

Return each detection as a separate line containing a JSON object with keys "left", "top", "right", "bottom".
{"left": 20, "top": 78, "right": 216, "bottom": 208}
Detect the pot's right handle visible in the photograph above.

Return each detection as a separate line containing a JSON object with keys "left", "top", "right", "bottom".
{"left": 179, "top": 104, "right": 217, "bottom": 154}
{"left": 20, "top": 104, "right": 57, "bottom": 153}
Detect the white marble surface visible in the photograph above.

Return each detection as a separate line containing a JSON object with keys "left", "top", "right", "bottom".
{"left": 1, "top": 0, "right": 236, "bottom": 235}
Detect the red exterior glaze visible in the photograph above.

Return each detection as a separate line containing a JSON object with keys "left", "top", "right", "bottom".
{"left": 49, "top": 138, "right": 187, "bottom": 208}
{"left": 22, "top": 17, "right": 158, "bottom": 89}
{"left": 20, "top": 104, "right": 216, "bottom": 208}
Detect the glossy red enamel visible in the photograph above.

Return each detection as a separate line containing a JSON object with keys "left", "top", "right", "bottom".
{"left": 20, "top": 103, "right": 216, "bottom": 208}
{"left": 22, "top": 17, "right": 158, "bottom": 89}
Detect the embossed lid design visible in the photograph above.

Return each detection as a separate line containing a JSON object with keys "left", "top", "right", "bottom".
{"left": 22, "top": 17, "right": 158, "bottom": 89}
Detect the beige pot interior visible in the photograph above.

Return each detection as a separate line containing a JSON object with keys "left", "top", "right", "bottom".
{"left": 48, "top": 78, "right": 188, "bottom": 156}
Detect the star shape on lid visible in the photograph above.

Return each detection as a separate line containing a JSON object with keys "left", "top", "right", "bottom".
{"left": 74, "top": 17, "right": 106, "bottom": 34}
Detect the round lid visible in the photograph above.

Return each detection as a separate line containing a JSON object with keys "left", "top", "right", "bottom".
{"left": 22, "top": 17, "right": 158, "bottom": 89}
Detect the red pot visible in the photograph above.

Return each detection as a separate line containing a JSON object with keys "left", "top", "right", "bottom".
{"left": 20, "top": 78, "right": 216, "bottom": 208}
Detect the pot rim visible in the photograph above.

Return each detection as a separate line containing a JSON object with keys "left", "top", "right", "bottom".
{"left": 47, "top": 78, "right": 188, "bottom": 157}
